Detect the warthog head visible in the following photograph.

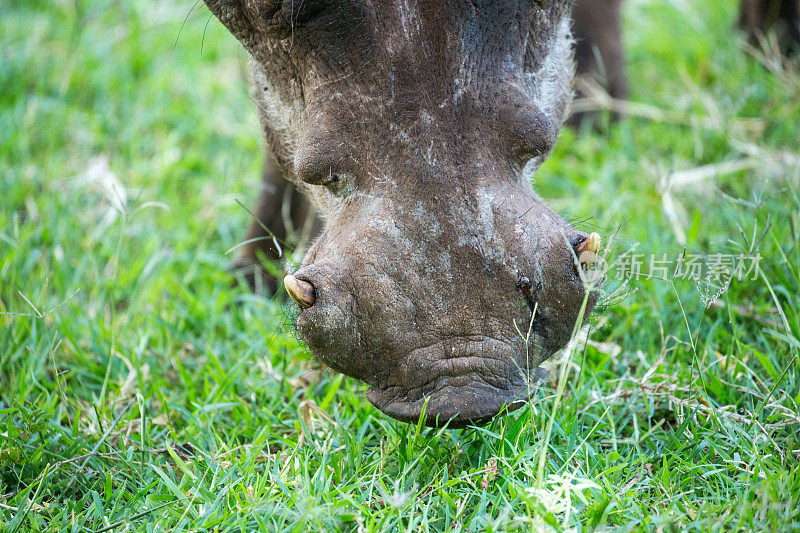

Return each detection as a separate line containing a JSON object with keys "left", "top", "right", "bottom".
{"left": 204, "top": 0, "right": 602, "bottom": 425}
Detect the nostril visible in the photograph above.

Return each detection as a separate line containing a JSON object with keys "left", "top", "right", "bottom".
{"left": 284, "top": 275, "right": 316, "bottom": 309}
{"left": 572, "top": 232, "right": 602, "bottom": 273}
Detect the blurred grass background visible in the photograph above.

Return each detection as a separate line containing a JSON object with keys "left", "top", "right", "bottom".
{"left": 1, "top": 0, "right": 799, "bottom": 530}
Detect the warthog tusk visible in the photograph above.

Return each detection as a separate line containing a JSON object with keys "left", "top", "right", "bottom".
{"left": 284, "top": 275, "right": 316, "bottom": 308}
{"left": 576, "top": 232, "right": 601, "bottom": 271}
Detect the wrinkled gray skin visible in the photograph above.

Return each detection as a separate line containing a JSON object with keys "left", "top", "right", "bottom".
{"left": 205, "top": 0, "right": 601, "bottom": 426}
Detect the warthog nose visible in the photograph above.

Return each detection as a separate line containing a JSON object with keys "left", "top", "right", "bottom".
{"left": 284, "top": 275, "right": 316, "bottom": 308}
{"left": 574, "top": 232, "right": 602, "bottom": 273}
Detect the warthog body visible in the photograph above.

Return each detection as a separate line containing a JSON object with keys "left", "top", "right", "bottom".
{"left": 205, "top": 0, "right": 602, "bottom": 426}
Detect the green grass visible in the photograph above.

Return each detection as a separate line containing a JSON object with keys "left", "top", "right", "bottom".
{"left": 1, "top": 0, "right": 799, "bottom": 530}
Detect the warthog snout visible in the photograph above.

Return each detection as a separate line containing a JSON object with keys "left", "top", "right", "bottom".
{"left": 284, "top": 183, "right": 602, "bottom": 426}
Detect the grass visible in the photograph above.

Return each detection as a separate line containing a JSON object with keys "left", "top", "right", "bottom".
{"left": 1, "top": 0, "right": 799, "bottom": 530}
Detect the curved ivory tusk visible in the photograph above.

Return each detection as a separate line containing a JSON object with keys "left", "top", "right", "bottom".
{"left": 576, "top": 232, "right": 601, "bottom": 271}
{"left": 284, "top": 275, "right": 316, "bottom": 308}
{"left": 576, "top": 232, "right": 601, "bottom": 255}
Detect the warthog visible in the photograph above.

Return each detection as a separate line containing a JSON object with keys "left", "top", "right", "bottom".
{"left": 205, "top": 0, "right": 603, "bottom": 426}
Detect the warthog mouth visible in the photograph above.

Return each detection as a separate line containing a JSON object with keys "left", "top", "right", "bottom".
{"left": 364, "top": 336, "right": 551, "bottom": 427}
{"left": 285, "top": 230, "right": 604, "bottom": 427}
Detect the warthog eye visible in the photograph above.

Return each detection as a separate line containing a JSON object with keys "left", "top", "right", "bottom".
{"left": 320, "top": 173, "right": 353, "bottom": 196}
